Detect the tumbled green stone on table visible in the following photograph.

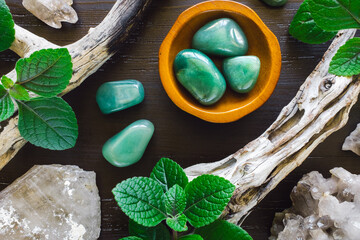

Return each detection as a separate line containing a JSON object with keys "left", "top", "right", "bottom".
{"left": 102, "top": 119, "right": 154, "bottom": 167}
{"left": 96, "top": 80, "right": 144, "bottom": 114}
{"left": 261, "top": 0, "right": 288, "bottom": 7}
{"left": 223, "top": 56, "right": 261, "bottom": 93}
{"left": 192, "top": 18, "right": 248, "bottom": 57}
{"left": 174, "top": 49, "right": 226, "bottom": 105}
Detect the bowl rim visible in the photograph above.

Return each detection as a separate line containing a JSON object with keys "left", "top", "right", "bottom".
{"left": 159, "top": 0, "right": 282, "bottom": 123}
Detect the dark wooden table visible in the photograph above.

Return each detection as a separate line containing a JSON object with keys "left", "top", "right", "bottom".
{"left": 0, "top": 0, "right": 359, "bottom": 239}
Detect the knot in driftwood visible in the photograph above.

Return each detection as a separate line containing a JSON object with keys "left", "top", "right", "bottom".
{"left": 185, "top": 29, "right": 360, "bottom": 225}
{"left": 321, "top": 77, "right": 335, "bottom": 92}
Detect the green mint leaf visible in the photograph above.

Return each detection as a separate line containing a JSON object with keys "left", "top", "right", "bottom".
{"left": 289, "top": 0, "right": 337, "bottom": 44}
{"left": 165, "top": 184, "right": 186, "bottom": 216}
{"left": 112, "top": 177, "right": 167, "bottom": 227}
{"left": 17, "top": 97, "right": 78, "bottom": 150}
{"left": 179, "top": 235, "right": 203, "bottom": 240}
{"left": 120, "top": 237, "right": 143, "bottom": 240}
{"left": 195, "top": 220, "right": 253, "bottom": 240}
{"left": 129, "top": 219, "right": 171, "bottom": 240}
{"left": 308, "top": 0, "right": 360, "bottom": 31}
{"left": 9, "top": 84, "right": 30, "bottom": 101}
{"left": 184, "top": 175, "right": 235, "bottom": 228}
{"left": 166, "top": 214, "right": 188, "bottom": 232}
{"left": 16, "top": 48, "right": 73, "bottom": 97}
{"left": 150, "top": 158, "right": 189, "bottom": 192}
{"left": 329, "top": 37, "right": 360, "bottom": 76}
{"left": 1, "top": 76, "right": 14, "bottom": 89}
{"left": 0, "top": 0, "right": 15, "bottom": 52}
{"left": 0, "top": 84, "right": 15, "bottom": 121}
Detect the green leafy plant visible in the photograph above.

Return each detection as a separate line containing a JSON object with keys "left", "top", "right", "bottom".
{"left": 0, "top": 0, "right": 14, "bottom": 52}
{"left": 113, "top": 158, "right": 253, "bottom": 240}
{"left": 0, "top": 0, "right": 78, "bottom": 150}
{"left": 289, "top": 0, "right": 360, "bottom": 76}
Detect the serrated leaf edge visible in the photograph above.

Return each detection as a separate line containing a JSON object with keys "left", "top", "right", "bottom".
{"left": 17, "top": 50, "right": 68, "bottom": 85}
{"left": 112, "top": 177, "right": 167, "bottom": 226}
{"left": 16, "top": 97, "right": 78, "bottom": 149}
{"left": 329, "top": 38, "right": 360, "bottom": 76}
{"left": 0, "top": 91, "right": 15, "bottom": 121}
{"left": 183, "top": 176, "right": 235, "bottom": 214}
{"left": 150, "top": 157, "right": 189, "bottom": 192}
{"left": 166, "top": 215, "right": 188, "bottom": 232}
{"left": 165, "top": 184, "right": 186, "bottom": 216}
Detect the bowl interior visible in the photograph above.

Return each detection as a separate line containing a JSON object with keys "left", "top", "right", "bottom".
{"left": 161, "top": 4, "right": 280, "bottom": 122}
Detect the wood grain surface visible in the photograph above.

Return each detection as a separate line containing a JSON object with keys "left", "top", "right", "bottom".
{"left": 0, "top": 0, "right": 359, "bottom": 239}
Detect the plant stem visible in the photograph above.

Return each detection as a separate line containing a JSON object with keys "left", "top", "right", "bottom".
{"left": 173, "top": 229, "right": 178, "bottom": 240}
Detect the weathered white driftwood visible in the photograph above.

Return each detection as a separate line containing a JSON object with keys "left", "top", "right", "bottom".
{"left": 0, "top": 0, "right": 152, "bottom": 170}
{"left": 185, "top": 29, "right": 360, "bottom": 225}
{"left": 0, "top": 1, "right": 359, "bottom": 227}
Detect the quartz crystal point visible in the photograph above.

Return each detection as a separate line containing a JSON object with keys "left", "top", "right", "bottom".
{"left": 270, "top": 168, "right": 360, "bottom": 240}
{"left": 342, "top": 123, "right": 360, "bottom": 156}
{"left": 0, "top": 165, "right": 101, "bottom": 240}
{"left": 22, "top": 0, "right": 78, "bottom": 29}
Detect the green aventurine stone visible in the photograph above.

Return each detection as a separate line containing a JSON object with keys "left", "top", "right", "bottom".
{"left": 174, "top": 49, "right": 226, "bottom": 105}
{"left": 96, "top": 80, "right": 144, "bottom": 114}
{"left": 261, "top": 0, "right": 288, "bottom": 7}
{"left": 102, "top": 119, "right": 154, "bottom": 167}
{"left": 192, "top": 18, "right": 248, "bottom": 57}
{"left": 223, "top": 56, "right": 261, "bottom": 93}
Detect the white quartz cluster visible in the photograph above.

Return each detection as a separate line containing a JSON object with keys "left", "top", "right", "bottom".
{"left": 0, "top": 165, "right": 101, "bottom": 240}
{"left": 270, "top": 167, "right": 360, "bottom": 240}
{"left": 22, "top": 0, "right": 78, "bottom": 28}
{"left": 343, "top": 123, "right": 360, "bottom": 156}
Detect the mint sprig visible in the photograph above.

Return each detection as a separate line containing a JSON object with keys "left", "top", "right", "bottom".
{"left": 113, "top": 158, "right": 252, "bottom": 240}
{"left": 0, "top": 48, "right": 78, "bottom": 150}
{"left": 290, "top": 0, "right": 360, "bottom": 77}
{"left": 121, "top": 237, "right": 143, "bottom": 240}
{"left": 329, "top": 37, "right": 360, "bottom": 76}
{"left": 289, "top": 0, "right": 336, "bottom": 44}
{"left": 128, "top": 219, "right": 171, "bottom": 240}
{"left": 178, "top": 235, "right": 203, "bottom": 240}
{"left": 183, "top": 174, "right": 235, "bottom": 228}
{"left": 0, "top": 84, "right": 14, "bottom": 121}
{"left": 308, "top": 0, "right": 360, "bottom": 31}
{"left": 112, "top": 177, "right": 167, "bottom": 227}
{"left": 9, "top": 84, "right": 30, "bottom": 101}
{"left": 0, "top": 0, "right": 15, "bottom": 52}
{"left": 0, "top": 0, "right": 78, "bottom": 151}
{"left": 17, "top": 97, "right": 78, "bottom": 150}
{"left": 16, "top": 48, "right": 72, "bottom": 97}
{"left": 195, "top": 220, "right": 253, "bottom": 240}
{"left": 150, "top": 157, "right": 189, "bottom": 192}
{"left": 166, "top": 214, "right": 188, "bottom": 232}
{"left": 165, "top": 184, "right": 186, "bottom": 216}
{"left": 1, "top": 75, "right": 14, "bottom": 89}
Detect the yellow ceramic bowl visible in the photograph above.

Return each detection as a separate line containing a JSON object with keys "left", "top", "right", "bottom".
{"left": 159, "top": 0, "right": 281, "bottom": 123}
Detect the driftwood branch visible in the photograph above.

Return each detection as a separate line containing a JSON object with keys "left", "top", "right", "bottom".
{"left": 185, "top": 29, "right": 360, "bottom": 225}
{"left": 1, "top": 1, "right": 359, "bottom": 228}
{"left": 0, "top": 0, "right": 152, "bottom": 170}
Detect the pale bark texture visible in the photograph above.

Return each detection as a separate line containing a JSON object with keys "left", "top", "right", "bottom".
{"left": 0, "top": 0, "right": 152, "bottom": 170}
{"left": 185, "top": 29, "right": 360, "bottom": 225}
{"left": 0, "top": 1, "right": 359, "bottom": 227}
